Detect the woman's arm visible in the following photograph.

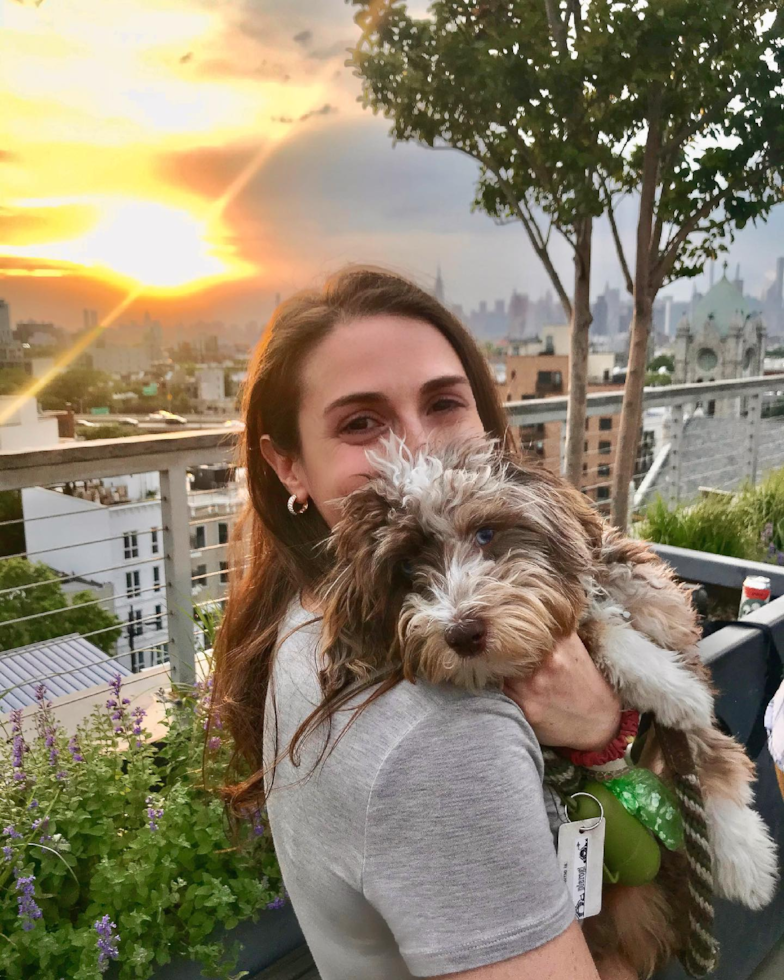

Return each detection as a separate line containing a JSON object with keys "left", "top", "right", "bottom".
{"left": 436, "top": 921, "right": 601, "bottom": 979}
{"left": 503, "top": 632, "right": 622, "bottom": 751}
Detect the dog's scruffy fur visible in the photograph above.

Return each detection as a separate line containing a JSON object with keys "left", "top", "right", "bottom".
{"left": 317, "top": 436, "right": 778, "bottom": 978}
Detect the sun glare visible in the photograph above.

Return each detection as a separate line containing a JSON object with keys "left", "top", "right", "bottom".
{"left": 0, "top": 197, "right": 249, "bottom": 291}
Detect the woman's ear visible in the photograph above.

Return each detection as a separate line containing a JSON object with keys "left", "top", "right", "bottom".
{"left": 260, "top": 435, "right": 309, "bottom": 503}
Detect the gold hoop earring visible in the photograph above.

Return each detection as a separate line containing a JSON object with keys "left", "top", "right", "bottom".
{"left": 287, "top": 494, "right": 309, "bottom": 516}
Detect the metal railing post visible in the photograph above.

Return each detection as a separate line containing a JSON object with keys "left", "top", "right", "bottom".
{"left": 668, "top": 402, "right": 684, "bottom": 505}
{"left": 745, "top": 392, "right": 761, "bottom": 486}
{"left": 160, "top": 464, "right": 196, "bottom": 687}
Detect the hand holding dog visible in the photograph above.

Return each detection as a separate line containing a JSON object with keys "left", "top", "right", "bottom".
{"left": 503, "top": 632, "right": 622, "bottom": 752}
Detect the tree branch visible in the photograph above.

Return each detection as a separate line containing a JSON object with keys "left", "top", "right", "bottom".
{"left": 600, "top": 175, "right": 633, "bottom": 294}
{"left": 652, "top": 189, "right": 728, "bottom": 288}
{"left": 544, "top": 0, "right": 569, "bottom": 58}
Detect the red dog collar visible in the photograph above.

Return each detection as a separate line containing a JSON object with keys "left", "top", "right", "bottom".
{"left": 560, "top": 709, "right": 640, "bottom": 769}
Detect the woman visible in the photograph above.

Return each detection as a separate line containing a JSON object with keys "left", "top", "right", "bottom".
{"left": 211, "top": 267, "right": 628, "bottom": 980}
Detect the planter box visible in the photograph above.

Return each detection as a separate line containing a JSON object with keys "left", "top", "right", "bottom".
{"left": 108, "top": 904, "right": 305, "bottom": 980}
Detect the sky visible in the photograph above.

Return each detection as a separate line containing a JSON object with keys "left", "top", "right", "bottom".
{"left": 1, "top": 0, "right": 783, "bottom": 333}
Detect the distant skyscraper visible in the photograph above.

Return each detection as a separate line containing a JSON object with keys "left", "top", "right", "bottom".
{"left": 0, "top": 299, "right": 12, "bottom": 345}
{"left": 764, "top": 256, "right": 784, "bottom": 337}
{"left": 434, "top": 266, "right": 445, "bottom": 304}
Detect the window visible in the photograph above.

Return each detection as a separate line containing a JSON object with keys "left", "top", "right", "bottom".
{"left": 151, "top": 643, "right": 169, "bottom": 666}
{"left": 194, "top": 525, "right": 206, "bottom": 550}
{"left": 597, "top": 486, "right": 611, "bottom": 501}
{"left": 537, "top": 370, "right": 562, "bottom": 387}
{"left": 584, "top": 440, "right": 588, "bottom": 452}
{"left": 155, "top": 604, "right": 163, "bottom": 631}
{"left": 192, "top": 564, "right": 208, "bottom": 586}
{"left": 599, "top": 417, "right": 612, "bottom": 431}
{"left": 510, "top": 369, "right": 516, "bottom": 381}
{"left": 153, "top": 565, "right": 161, "bottom": 592}
{"left": 598, "top": 464, "right": 611, "bottom": 478}
{"left": 599, "top": 440, "right": 612, "bottom": 456}
{"left": 220, "top": 561, "right": 229, "bottom": 584}
{"left": 128, "top": 608, "right": 143, "bottom": 637}
{"left": 603, "top": 369, "right": 610, "bottom": 382}
{"left": 151, "top": 528, "right": 159, "bottom": 554}
{"left": 585, "top": 417, "right": 590, "bottom": 431}
{"left": 218, "top": 522, "right": 229, "bottom": 545}
{"left": 131, "top": 649, "right": 144, "bottom": 673}
{"left": 123, "top": 532, "right": 138, "bottom": 559}
{"left": 125, "top": 570, "right": 140, "bottom": 598}
{"left": 582, "top": 462, "right": 587, "bottom": 474}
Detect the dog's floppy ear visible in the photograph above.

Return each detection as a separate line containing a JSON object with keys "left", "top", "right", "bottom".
{"left": 317, "top": 482, "right": 406, "bottom": 698}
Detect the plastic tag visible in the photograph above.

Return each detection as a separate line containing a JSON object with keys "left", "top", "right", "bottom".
{"left": 557, "top": 815, "right": 605, "bottom": 920}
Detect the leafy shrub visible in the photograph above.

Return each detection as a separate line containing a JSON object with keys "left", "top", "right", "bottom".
{"left": 0, "top": 676, "right": 284, "bottom": 980}
{"left": 637, "top": 495, "right": 757, "bottom": 559}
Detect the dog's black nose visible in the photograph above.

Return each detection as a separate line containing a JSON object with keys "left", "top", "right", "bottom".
{"left": 445, "top": 619, "right": 487, "bottom": 657}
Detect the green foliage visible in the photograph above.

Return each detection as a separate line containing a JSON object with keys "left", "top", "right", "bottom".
{"left": 0, "top": 558, "right": 121, "bottom": 654}
{"left": 0, "top": 368, "right": 29, "bottom": 397}
{"left": 638, "top": 468, "right": 784, "bottom": 564}
{"left": 37, "top": 368, "right": 114, "bottom": 413}
{"left": 0, "top": 491, "right": 25, "bottom": 558}
{"left": 638, "top": 496, "right": 756, "bottom": 559}
{"left": 645, "top": 371, "right": 672, "bottom": 387}
{"left": 81, "top": 424, "right": 137, "bottom": 441}
{"left": 0, "top": 677, "right": 283, "bottom": 980}
{"left": 648, "top": 354, "right": 675, "bottom": 373}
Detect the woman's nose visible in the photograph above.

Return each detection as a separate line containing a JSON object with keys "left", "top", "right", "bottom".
{"left": 396, "top": 418, "right": 429, "bottom": 455}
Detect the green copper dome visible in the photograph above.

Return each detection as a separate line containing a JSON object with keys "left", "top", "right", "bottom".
{"left": 691, "top": 274, "right": 749, "bottom": 337}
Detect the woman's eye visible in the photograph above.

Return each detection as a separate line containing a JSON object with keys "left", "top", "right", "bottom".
{"left": 340, "top": 415, "right": 383, "bottom": 435}
{"left": 475, "top": 527, "right": 495, "bottom": 546}
{"left": 430, "top": 398, "right": 462, "bottom": 414}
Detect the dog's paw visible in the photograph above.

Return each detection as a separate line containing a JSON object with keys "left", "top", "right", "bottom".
{"left": 707, "top": 798, "right": 779, "bottom": 909}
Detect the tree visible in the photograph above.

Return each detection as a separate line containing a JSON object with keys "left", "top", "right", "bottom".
{"left": 0, "top": 491, "right": 25, "bottom": 558}
{"left": 0, "top": 557, "right": 121, "bottom": 653}
{"left": 348, "top": 0, "right": 618, "bottom": 483}
{"left": 648, "top": 353, "right": 675, "bottom": 373}
{"left": 36, "top": 366, "right": 114, "bottom": 412}
{"left": 604, "top": 0, "right": 784, "bottom": 525}
{"left": 0, "top": 368, "right": 29, "bottom": 397}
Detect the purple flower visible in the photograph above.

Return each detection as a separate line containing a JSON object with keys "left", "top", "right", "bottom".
{"left": 105, "top": 699, "right": 117, "bottom": 709}
{"left": 2, "top": 845, "right": 13, "bottom": 862}
{"left": 777, "top": 552, "right": 784, "bottom": 566}
{"left": 68, "top": 736, "right": 84, "bottom": 763}
{"left": 207, "top": 736, "right": 221, "bottom": 752}
{"left": 109, "top": 674, "right": 122, "bottom": 700}
{"left": 28, "top": 799, "right": 39, "bottom": 810}
{"left": 95, "top": 914, "right": 120, "bottom": 971}
{"left": 11, "top": 709, "right": 29, "bottom": 784}
{"left": 131, "top": 706, "right": 146, "bottom": 737}
{"left": 252, "top": 810, "right": 265, "bottom": 837}
{"left": 145, "top": 796, "right": 164, "bottom": 832}
{"left": 266, "top": 896, "right": 286, "bottom": 910}
{"left": 34, "top": 686, "right": 60, "bottom": 768}
{"left": 3, "top": 825, "right": 22, "bottom": 840}
{"left": 15, "top": 869, "right": 42, "bottom": 931}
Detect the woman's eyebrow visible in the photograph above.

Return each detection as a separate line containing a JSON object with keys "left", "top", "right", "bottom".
{"left": 323, "top": 375, "right": 470, "bottom": 417}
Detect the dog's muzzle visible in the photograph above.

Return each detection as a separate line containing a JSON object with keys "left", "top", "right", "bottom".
{"left": 444, "top": 618, "right": 487, "bottom": 658}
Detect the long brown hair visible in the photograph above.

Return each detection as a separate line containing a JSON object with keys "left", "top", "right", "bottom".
{"left": 210, "top": 266, "right": 511, "bottom": 818}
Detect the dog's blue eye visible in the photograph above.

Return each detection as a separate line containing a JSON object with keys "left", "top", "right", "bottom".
{"left": 401, "top": 559, "right": 415, "bottom": 577}
{"left": 475, "top": 528, "right": 495, "bottom": 546}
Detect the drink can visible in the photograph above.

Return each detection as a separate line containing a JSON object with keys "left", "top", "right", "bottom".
{"left": 739, "top": 575, "right": 772, "bottom": 618}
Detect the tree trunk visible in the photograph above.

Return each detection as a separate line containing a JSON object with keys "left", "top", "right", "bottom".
{"left": 611, "top": 85, "right": 662, "bottom": 529}
{"left": 611, "top": 294, "right": 653, "bottom": 527}
{"left": 564, "top": 216, "right": 592, "bottom": 486}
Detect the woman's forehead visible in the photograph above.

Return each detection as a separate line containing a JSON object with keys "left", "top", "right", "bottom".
{"left": 299, "top": 314, "right": 468, "bottom": 409}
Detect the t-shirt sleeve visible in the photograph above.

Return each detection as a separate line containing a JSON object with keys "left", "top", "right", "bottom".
{"left": 361, "top": 696, "right": 574, "bottom": 977}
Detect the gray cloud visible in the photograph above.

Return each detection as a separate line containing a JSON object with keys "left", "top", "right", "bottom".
{"left": 308, "top": 38, "right": 354, "bottom": 61}
{"left": 293, "top": 29, "right": 313, "bottom": 45}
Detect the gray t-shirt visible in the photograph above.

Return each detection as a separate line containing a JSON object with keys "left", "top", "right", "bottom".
{"left": 263, "top": 599, "right": 573, "bottom": 979}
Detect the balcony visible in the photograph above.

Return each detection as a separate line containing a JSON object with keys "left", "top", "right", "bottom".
{"left": 1, "top": 378, "right": 784, "bottom": 979}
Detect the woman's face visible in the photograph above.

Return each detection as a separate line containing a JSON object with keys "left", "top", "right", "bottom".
{"left": 261, "top": 314, "right": 486, "bottom": 528}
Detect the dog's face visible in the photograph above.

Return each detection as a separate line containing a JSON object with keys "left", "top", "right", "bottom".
{"left": 319, "top": 436, "right": 604, "bottom": 692}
